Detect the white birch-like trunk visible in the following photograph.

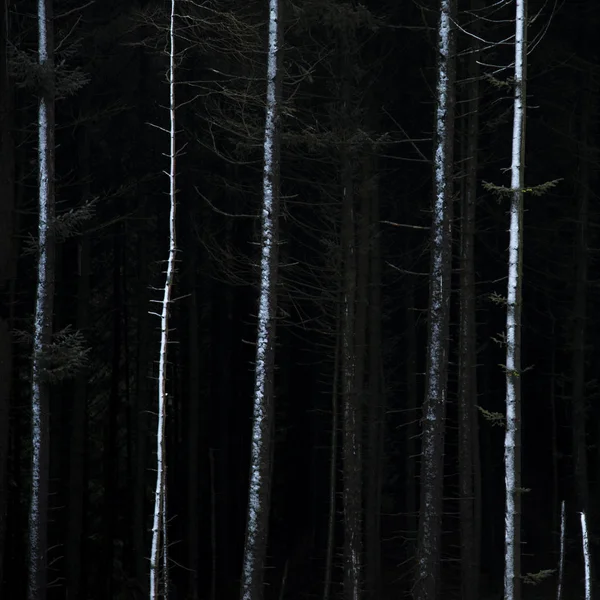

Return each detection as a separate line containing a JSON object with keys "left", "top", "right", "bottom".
{"left": 556, "top": 500, "right": 565, "bottom": 600}
{"left": 504, "top": 1, "right": 527, "bottom": 600}
{"left": 149, "top": 0, "right": 177, "bottom": 597}
{"left": 28, "top": 0, "right": 55, "bottom": 597}
{"left": 581, "top": 511, "right": 591, "bottom": 600}
{"left": 414, "top": 1, "right": 454, "bottom": 598}
{"left": 240, "top": 1, "right": 281, "bottom": 598}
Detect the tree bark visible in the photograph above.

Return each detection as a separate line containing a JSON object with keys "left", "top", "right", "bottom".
{"left": 239, "top": 0, "right": 282, "bottom": 597}
{"left": 0, "top": 0, "right": 15, "bottom": 590}
{"left": 414, "top": 1, "right": 455, "bottom": 599}
{"left": 365, "top": 163, "right": 384, "bottom": 600}
{"left": 66, "top": 122, "right": 91, "bottom": 600}
{"left": 457, "top": 5, "right": 481, "bottom": 598}
{"left": 503, "top": 2, "right": 527, "bottom": 599}
{"left": 28, "top": 0, "right": 55, "bottom": 596}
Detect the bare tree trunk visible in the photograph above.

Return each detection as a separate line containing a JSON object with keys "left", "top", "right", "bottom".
{"left": 405, "top": 275, "right": 418, "bottom": 551}
{"left": 28, "top": 0, "right": 55, "bottom": 596}
{"left": 458, "top": 5, "right": 480, "bottom": 597}
{"left": 414, "top": 1, "right": 455, "bottom": 598}
{"left": 66, "top": 122, "right": 91, "bottom": 600}
{"left": 366, "top": 166, "right": 383, "bottom": 600}
{"left": 150, "top": 1, "right": 178, "bottom": 596}
{"left": 323, "top": 319, "right": 340, "bottom": 600}
{"left": 134, "top": 196, "right": 151, "bottom": 594}
{"left": 504, "top": 2, "right": 527, "bottom": 599}
{"left": 571, "top": 35, "right": 595, "bottom": 520}
{"left": 239, "top": 0, "right": 282, "bottom": 597}
{"left": 103, "top": 233, "right": 122, "bottom": 600}
{"left": 0, "top": 0, "right": 15, "bottom": 589}
{"left": 188, "top": 223, "right": 200, "bottom": 600}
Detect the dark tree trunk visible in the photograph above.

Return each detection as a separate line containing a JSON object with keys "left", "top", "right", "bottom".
{"left": 103, "top": 232, "right": 122, "bottom": 598}
{"left": 188, "top": 212, "right": 201, "bottom": 599}
{"left": 66, "top": 123, "right": 91, "bottom": 600}
{"left": 457, "top": 7, "right": 481, "bottom": 598}
{"left": 365, "top": 162, "right": 384, "bottom": 600}
{"left": 0, "top": 0, "right": 15, "bottom": 589}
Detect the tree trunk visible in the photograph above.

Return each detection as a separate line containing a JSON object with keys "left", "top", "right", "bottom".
{"left": 457, "top": 5, "right": 480, "bottom": 598}
{"left": 150, "top": 1, "right": 178, "bottom": 594}
{"left": 28, "top": 0, "right": 55, "bottom": 596}
{"left": 0, "top": 0, "right": 15, "bottom": 589}
{"left": 414, "top": 1, "right": 455, "bottom": 599}
{"left": 504, "top": 2, "right": 527, "bottom": 599}
{"left": 103, "top": 233, "right": 122, "bottom": 599}
{"left": 323, "top": 318, "right": 340, "bottom": 600}
{"left": 405, "top": 274, "right": 418, "bottom": 553}
{"left": 188, "top": 215, "right": 200, "bottom": 599}
{"left": 66, "top": 123, "right": 91, "bottom": 600}
{"left": 365, "top": 164, "right": 383, "bottom": 600}
{"left": 239, "top": 0, "right": 282, "bottom": 596}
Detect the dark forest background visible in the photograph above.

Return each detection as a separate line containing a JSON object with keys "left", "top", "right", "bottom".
{"left": 0, "top": 0, "right": 598, "bottom": 598}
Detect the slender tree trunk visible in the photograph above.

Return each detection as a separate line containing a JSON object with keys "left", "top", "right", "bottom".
{"left": 134, "top": 196, "right": 151, "bottom": 594}
{"left": 66, "top": 123, "right": 91, "bottom": 600}
{"left": 414, "top": 1, "right": 455, "bottom": 598}
{"left": 150, "top": 1, "right": 177, "bottom": 596}
{"left": 504, "top": 2, "right": 527, "bottom": 599}
{"left": 458, "top": 6, "right": 480, "bottom": 598}
{"left": 103, "top": 232, "right": 122, "bottom": 599}
{"left": 366, "top": 166, "right": 384, "bottom": 600}
{"left": 28, "top": 0, "right": 55, "bottom": 596}
{"left": 188, "top": 224, "right": 200, "bottom": 600}
{"left": 405, "top": 274, "right": 418, "bottom": 551}
{"left": 323, "top": 309, "right": 340, "bottom": 600}
{"left": 0, "top": 0, "right": 15, "bottom": 589}
{"left": 571, "top": 39, "right": 594, "bottom": 520}
{"left": 240, "top": 0, "right": 282, "bottom": 597}
{"left": 339, "top": 27, "right": 362, "bottom": 600}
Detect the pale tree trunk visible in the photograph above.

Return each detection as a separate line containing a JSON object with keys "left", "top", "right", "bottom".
{"left": 240, "top": 0, "right": 282, "bottom": 597}
{"left": 28, "top": 0, "right": 55, "bottom": 597}
{"left": 0, "top": 0, "right": 15, "bottom": 590}
{"left": 414, "top": 1, "right": 455, "bottom": 598}
{"left": 458, "top": 3, "right": 480, "bottom": 598}
{"left": 580, "top": 512, "right": 591, "bottom": 600}
{"left": 504, "top": 2, "right": 527, "bottom": 599}
{"left": 150, "top": 0, "right": 177, "bottom": 597}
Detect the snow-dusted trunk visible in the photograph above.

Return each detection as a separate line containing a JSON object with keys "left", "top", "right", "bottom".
{"left": 581, "top": 511, "right": 591, "bottom": 600}
{"left": 580, "top": 511, "right": 592, "bottom": 600}
{"left": 504, "top": 2, "right": 526, "bottom": 600}
{"left": 239, "top": 0, "right": 281, "bottom": 598}
{"left": 28, "top": 0, "right": 55, "bottom": 597}
{"left": 149, "top": 0, "right": 177, "bottom": 597}
{"left": 556, "top": 500, "right": 565, "bottom": 600}
{"left": 414, "top": 1, "right": 455, "bottom": 599}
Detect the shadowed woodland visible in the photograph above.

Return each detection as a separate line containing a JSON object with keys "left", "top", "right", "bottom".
{"left": 1, "top": 0, "right": 600, "bottom": 599}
